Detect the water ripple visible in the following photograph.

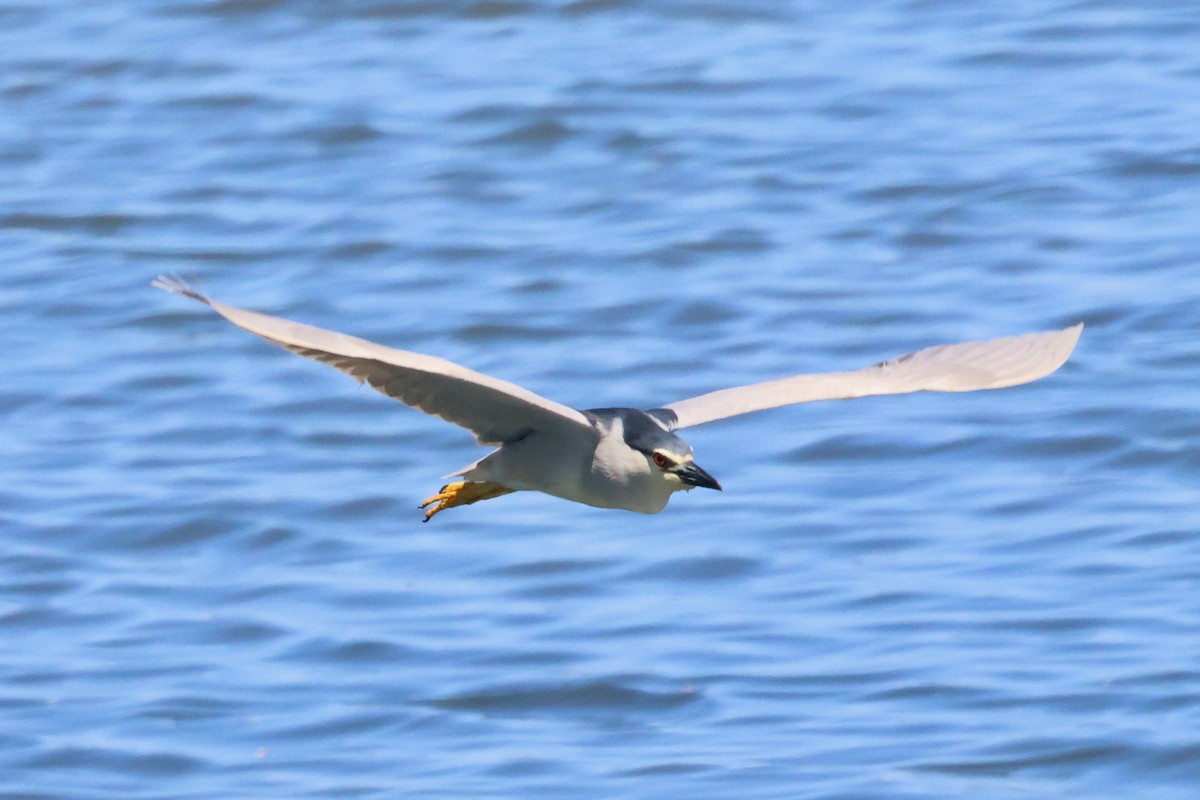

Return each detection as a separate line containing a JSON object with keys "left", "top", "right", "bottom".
{"left": 2, "top": 1, "right": 1198, "bottom": 798}
{"left": 431, "top": 680, "right": 701, "bottom": 716}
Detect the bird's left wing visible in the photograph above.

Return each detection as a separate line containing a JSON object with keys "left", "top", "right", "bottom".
{"left": 153, "top": 277, "right": 592, "bottom": 445}
{"left": 657, "top": 324, "right": 1082, "bottom": 430}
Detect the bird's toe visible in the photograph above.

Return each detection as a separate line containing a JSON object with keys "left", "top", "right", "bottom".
{"left": 419, "top": 481, "right": 515, "bottom": 522}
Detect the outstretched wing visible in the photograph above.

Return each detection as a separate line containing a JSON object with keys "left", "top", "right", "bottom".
{"left": 657, "top": 325, "right": 1082, "bottom": 430}
{"left": 153, "top": 276, "right": 591, "bottom": 445}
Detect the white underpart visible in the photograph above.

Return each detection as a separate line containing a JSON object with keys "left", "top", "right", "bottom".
{"left": 456, "top": 414, "right": 682, "bottom": 514}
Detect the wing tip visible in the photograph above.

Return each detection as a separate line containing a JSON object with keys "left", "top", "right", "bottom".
{"left": 151, "top": 274, "right": 210, "bottom": 305}
{"left": 1050, "top": 321, "right": 1084, "bottom": 368}
{"left": 977, "top": 322, "right": 1083, "bottom": 390}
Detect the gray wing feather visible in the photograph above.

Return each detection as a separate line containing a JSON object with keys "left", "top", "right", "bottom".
{"left": 153, "top": 277, "right": 591, "bottom": 444}
{"left": 661, "top": 324, "right": 1082, "bottom": 429}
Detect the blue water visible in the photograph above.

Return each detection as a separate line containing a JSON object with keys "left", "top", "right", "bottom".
{"left": 3, "top": 1, "right": 1200, "bottom": 797}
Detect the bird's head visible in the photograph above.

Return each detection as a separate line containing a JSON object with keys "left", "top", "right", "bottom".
{"left": 623, "top": 414, "right": 722, "bottom": 493}
{"left": 643, "top": 443, "right": 722, "bottom": 493}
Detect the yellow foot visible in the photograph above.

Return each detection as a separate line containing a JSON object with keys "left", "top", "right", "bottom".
{"left": 419, "top": 481, "right": 515, "bottom": 522}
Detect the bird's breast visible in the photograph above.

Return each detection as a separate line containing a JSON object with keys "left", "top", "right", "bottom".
{"left": 578, "top": 429, "right": 674, "bottom": 514}
{"left": 480, "top": 425, "right": 674, "bottom": 514}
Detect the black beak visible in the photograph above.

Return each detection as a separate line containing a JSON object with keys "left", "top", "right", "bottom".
{"left": 675, "top": 462, "right": 722, "bottom": 491}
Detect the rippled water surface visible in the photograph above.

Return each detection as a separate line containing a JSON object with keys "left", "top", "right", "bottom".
{"left": 4, "top": 2, "right": 1200, "bottom": 798}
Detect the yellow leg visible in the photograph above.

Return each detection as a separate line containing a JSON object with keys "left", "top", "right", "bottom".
{"left": 419, "top": 481, "right": 515, "bottom": 522}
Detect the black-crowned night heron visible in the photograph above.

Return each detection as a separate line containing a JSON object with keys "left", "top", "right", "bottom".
{"left": 153, "top": 277, "right": 1081, "bottom": 521}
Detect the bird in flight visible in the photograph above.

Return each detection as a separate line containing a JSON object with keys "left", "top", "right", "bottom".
{"left": 153, "top": 277, "right": 1081, "bottom": 521}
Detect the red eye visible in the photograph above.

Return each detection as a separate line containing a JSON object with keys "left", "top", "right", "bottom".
{"left": 653, "top": 452, "right": 669, "bottom": 468}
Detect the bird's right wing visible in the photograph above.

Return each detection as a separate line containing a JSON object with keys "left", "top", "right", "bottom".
{"left": 659, "top": 325, "right": 1082, "bottom": 430}
{"left": 153, "top": 276, "right": 592, "bottom": 445}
